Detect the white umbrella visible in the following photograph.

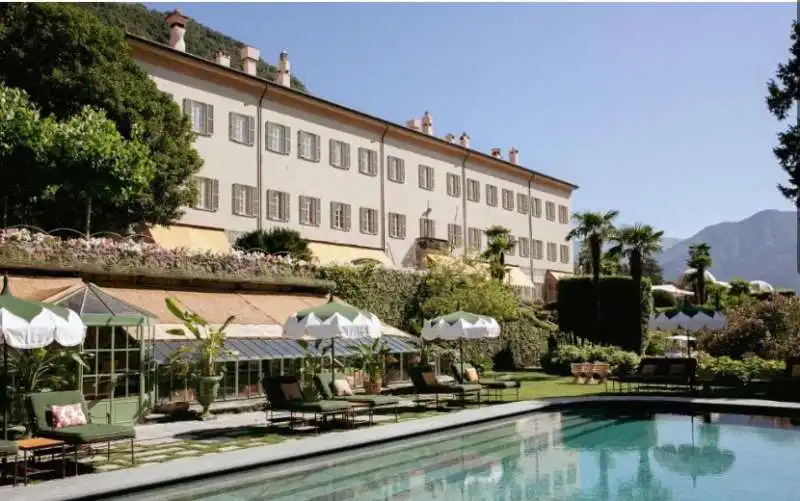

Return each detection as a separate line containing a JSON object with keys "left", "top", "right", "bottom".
{"left": 421, "top": 311, "right": 501, "bottom": 377}
{"left": 652, "top": 284, "right": 694, "bottom": 297}
{"left": 0, "top": 275, "right": 86, "bottom": 439}
{"left": 283, "top": 297, "right": 382, "bottom": 375}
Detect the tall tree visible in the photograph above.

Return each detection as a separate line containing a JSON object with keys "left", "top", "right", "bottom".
{"left": 686, "top": 243, "right": 713, "bottom": 305}
{"left": 609, "top": 224, "right": 664, "bottom": 353}
{"left": 566, "top": 211, "right": 619, "bottom": 284}
{"left": 481, "top": 225, "right": 516, "bottom": 281}
{"left": 0, "top": 3, "right": 201, "bottom": 229}
{"left": 766, "top": 20, "right": 800, "bottom": 206}
{"left": 40, "top": 107, "right": 156, "bottom": 234}
{"left": 608, "top": 224, "right": 664, "bottom": 289}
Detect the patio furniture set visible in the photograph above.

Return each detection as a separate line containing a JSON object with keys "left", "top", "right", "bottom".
{"left": 1, "top": 390, "right": 136, "bottom": 486}
{"left": 570, "top": 363, "right": 611, "bottom": 385}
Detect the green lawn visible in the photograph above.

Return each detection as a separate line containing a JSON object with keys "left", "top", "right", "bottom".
{"left": 494, "top": 371, "right": 609, "bottom": 400}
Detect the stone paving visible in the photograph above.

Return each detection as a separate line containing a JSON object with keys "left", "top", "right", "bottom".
{"left": 85, "top": 401, "right": 443, "bottom": 473}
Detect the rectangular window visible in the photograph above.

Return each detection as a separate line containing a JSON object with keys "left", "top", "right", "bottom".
{"left": 388, "top": 213, "right": 406, "bottom": 239}
{"left": 195, "top": 177, "right": 219, "bottom": 212}
{"left": 547, "top": 242, "right": 558, "bottom": 262}
{"left": 360, "top": 207, "right": 379, "bottom": 235}
{"left": 330, "top": 202, "right": 352, "bottom": 231}
{"left": 418, "top": 165, "right": 435, "bottom": 191}
{"left": 518, "top": 237, "right": 530, "bottom": 257}
{"left": 517, "top": 193, "right": 530, "bottom": 214}
{"left": 231, "top": 184, "right": 257, "bottom": 217}
{"left": 358, "top": 148, "right": 378, "bottom": 176}
{"left": 446, "top": 173, "right": 461, "bottom": 198}
{"left": 228, "top": 112, "right": 255, "bottom": 146}
{"left": 387, "top": 156, "right": 405, "bottom": 183}
{"left": 468, "top": 227, "right": 483, "bottom": 251}
{"left": 532, "top": 197, "right": 542, "bottom": 218}
{"left": 266, "top": 122, "right": 290, "bottom": 155}
{"left": 299, "top": 195, "right": 321, "bottom": 226}
{"left": 486, "top": 185, "right": 498, "bottom": 207}
{"left": 466, "top": 179, "right": 480, "bottom": 202}
{"left": 447, "top": 223, "right": 463, "bottom": 248}
{"left": 420, "top": 218, "right": 435, "bottom": 238}
{"left": 546, "top": 201, "right": 556, "bottom": 221}
{"left": 502, "top": 189, "right": 514, "bottom": 211}
{"left": 297, "top": 130, "right": 321, "bottom": 162}
{"left": 533, "top": 239, "right": 544, "bottom": 259}
{"left": 507, "top": 236, "right": 516, "bottom": 256}
{"left": 560, "top": 244, "right": 570, "bottom": 264}
{"left": 266, "top": 190, "right": 290, "bottom": 222}
{"left": 558, "top": 205, "right": 569, "bottom": 224}
{"left": 183, "top": 99, "right": 214, "bottom": 136}
{"left": 329, "top": 139, "right": 351, "bottom": 170}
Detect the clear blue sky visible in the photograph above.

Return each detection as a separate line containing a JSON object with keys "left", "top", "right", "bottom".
{"left": 149, "top": 3, "right": 797, "bottom": 238}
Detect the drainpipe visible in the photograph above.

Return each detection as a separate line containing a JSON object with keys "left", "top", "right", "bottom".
{"left": 379, "top": 125, "right": 391, "bottom": 252}
{"left": 460, "top": 152, "right": 471, "bottom": 258}
{"left": 527, "top": 175, "right": 536, "bottom": 290}
{"left": 256, "top": 81, "right": 270, "bottom": 231}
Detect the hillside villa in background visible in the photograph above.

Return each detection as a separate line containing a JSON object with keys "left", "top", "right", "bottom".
{"left": 130, "top": 9, "right": 578, "bottom": 301}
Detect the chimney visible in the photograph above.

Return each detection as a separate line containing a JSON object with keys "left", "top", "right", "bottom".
{"left": 421, "top": 111, "right": 434, "bottom": 135}
{"left": 444, "top": 133, "right": 455, "bottom": 144}
{"left": 509, "top": 147, "right": 519, "bottom": 164}
{"left": 240, "top": 46, "right": 259, "bottom": 76}
{"left": 406, "top": 119, "right": 421, "bottom": 131}
{"left": 214, "top": 50, "right": 231, "bottom": 67}
{"left": 166, "top": 9, "right": 189, "bottom": 53}
{"left": 459, "top": 132, "right": 470, "bottom": 148}
{"left": 491, "top": 148, "right": 502, "bottom": 159}
{"left": 276, "top": 50, "right": 291, "bottom": 87}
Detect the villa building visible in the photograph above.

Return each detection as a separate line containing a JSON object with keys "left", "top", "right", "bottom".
{"left": 127, "top": 9, "right": 578, "bottom": 300}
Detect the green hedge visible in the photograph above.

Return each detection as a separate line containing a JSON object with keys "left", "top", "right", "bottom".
{"left": 316, "top": 264, "right": 551, "bottom": 369}
{"left": 698, "top": 356, "right": 784, "bottom": 385}
{"left": 539, "top": 344, "right": 641, "bottom": 376}
{"left": 556, "top": 276, "right": 652, "bottom": 353}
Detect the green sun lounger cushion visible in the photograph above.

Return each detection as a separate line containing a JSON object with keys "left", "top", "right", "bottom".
{"left": 0, "top": 440, "right": 17, "bottom": 455}
{"left": 314, "top": 374, "right": 402, "bottom": 407}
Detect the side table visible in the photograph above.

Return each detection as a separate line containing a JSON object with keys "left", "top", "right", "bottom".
{"left": 16, "top": 437, "right": 66, "bottom": 485}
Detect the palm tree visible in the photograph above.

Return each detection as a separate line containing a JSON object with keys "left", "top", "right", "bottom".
{"left": 482, "top": 225, "right": 516, "bottom": 281}
{"left": 608, "top": 224, "right": 664, "bottom": 286}
{"left": 566, "top": 211, "right": 619, "bottom": 284}
{"left": 686, "top": 243, "right": 713, "bottom": 305}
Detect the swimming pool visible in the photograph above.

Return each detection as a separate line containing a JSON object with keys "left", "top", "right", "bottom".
{"left": 110, "top": 408, "right": 800, "bottom": 501}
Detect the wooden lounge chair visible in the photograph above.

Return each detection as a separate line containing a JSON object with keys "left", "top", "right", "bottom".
{"left": 261, "top": 375, "right": 351, "bottom": 432}
{"left": 26, "top": 390, "right": 136, "bottom": 473}
{"left": 450, "top": 362, "right": 521, "bottom": 401}
{"left": 608, "top": 357, "right": 697, "bottom": 393}
{"left": 313, "top": 374, "right": 401, "bottom": 425}
{"left": 408, "top": 365, "right": 481, "bottom": 408}
{"left": 570, "top": 363, "right": 594, "bottom": 384}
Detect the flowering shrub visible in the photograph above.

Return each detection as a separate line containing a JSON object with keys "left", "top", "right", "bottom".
{"left": 0, "top": 228, "right": 319, "bottom": 281}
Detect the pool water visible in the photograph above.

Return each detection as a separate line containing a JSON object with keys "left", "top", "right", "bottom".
{"left": 139, "top": 410, "right": 800, "bottom": 501}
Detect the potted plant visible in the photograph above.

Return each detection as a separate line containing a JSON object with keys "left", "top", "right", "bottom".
{"left": 165, "top": 298, "right": 235, "bottom": 420}
{"left": 350, "top": 339, "right": 390, "bottom": 395}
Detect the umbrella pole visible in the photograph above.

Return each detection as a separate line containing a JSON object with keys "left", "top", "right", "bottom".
{"left": 460, "top": 339, "right": 464, "bottom": 381}
{"left": 2, "top": 341, "right": 7, "bottom": 440}
{"left": 331, "top": 339, "right": 335, "bottom": 378}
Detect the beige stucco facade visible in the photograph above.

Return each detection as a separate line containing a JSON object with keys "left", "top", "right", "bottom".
{"left": 129, "top": 31, "right": 576, "bottom": 300}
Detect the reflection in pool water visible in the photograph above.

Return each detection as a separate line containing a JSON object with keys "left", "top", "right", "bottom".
{"left": 137, "top": 410, "right": 800, "bottom": 501}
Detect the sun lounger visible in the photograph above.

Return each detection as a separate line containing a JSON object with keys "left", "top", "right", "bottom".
{"left": 608, "top": 357, "right": 697, "bottom": 393}
{"left": 261, "top": 375, "right": 351, "bottom": 432}
{"left": 408, "top": 365, "right": 481, "bottom": 408}
{"left": 314, "top": 374, "right": 401, "bottom": 424}
{"left": 450, "top": 362, "right": 521, "bottom": 401}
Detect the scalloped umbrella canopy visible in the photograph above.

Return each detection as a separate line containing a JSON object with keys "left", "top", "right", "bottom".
{"left": 0, "top": 276, "right": 86, "bottom": 349}
{"left": 650, "top": 309, "right": 726, "bottom": 332}
{"left": 283, "top": 300, "right": 382, "bottom": 341}
{"left": 420, "top": 311, "right": 501, "bottom": 341}
{"left": 654, "top": 444, "right": 734, "bottom": 486}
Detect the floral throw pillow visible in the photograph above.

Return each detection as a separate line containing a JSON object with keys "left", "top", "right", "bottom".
{"left": 50, "top": 403, "right": 88, "bottom": 429}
